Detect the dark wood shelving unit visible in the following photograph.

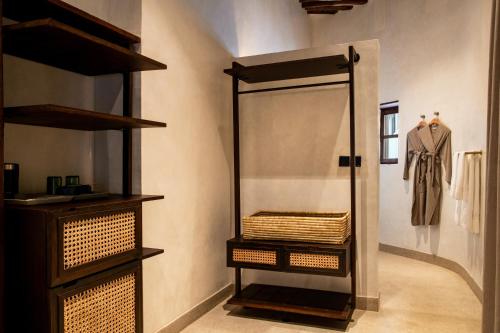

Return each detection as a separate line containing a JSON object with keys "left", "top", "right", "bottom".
{"left": 4, "top": 0, "right": 140, "bottom": 47}
{"left": 5, "top": 105, "right": 166, "bottom": 131}
{"left": 224, "top": 47, "right": 359, "bottom": 328}
{"left": 3, "top": 19, "right": 166, "bottom": 76}
{"left": 227, "top": 284, "right": 353, "bottom": 320}
{"left": 1, "top": 1, "right": 167, "bottom": 331}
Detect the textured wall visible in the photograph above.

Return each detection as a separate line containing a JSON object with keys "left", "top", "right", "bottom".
{"left": 139, "top": 1, "right": 312, "bottom": 332}
{"left": 236, "top": 40, "right": 380, "bottom": 300}
{"left": 311, "top": 0, "right": 492, "bottom": 288}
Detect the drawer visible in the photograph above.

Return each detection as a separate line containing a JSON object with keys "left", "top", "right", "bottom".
{"left": 51, "top": 261, "right": 141, "bottom": 333}
{"left": 284, "top": 247, "right": 350, "bottom": 277}
{"left": 49, "top": 205, "right": 142, "bottom": 287}
{"left": 227, "top": 241, "right": 282, "bottom": 271}
{"left": 227, "top": 237, "right": 350, "bottom": 277}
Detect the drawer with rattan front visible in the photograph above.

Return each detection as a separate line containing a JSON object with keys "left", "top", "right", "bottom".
{"left": 227, "top": 237, "right": 350, "bottom": 276}
{"left": 284, "top": 248, "right": 349, "bottom": 277}
{"left": 51, "top": 261, "right": 141, "bottom": 333}
{"left": 227, "top": 241, "right": 283, "bottom": 271}
{"left": 48, "top": 205, "right": 142, "bottom": 287}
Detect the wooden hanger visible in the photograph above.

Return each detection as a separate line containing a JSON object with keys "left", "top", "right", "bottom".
{"left": 429, "top": 111, "right": 440, "bottom": 128}
{"left": 417, "top": 114, "right": 427, "bottom": 129}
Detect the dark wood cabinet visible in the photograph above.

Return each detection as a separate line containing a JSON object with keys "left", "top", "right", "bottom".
{"left": 5, "top": 197, "right": 158, "bottom": 332}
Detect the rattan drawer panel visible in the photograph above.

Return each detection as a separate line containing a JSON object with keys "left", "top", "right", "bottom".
{"left": 232, "top": 248, "right": 277, "bottom": 265}
{"left": 64, "top": 273, "right": 136, "bottom": 332}
{"left": 50, "top": 205, "right": 142, "bottom": 287}
{"left": 53, "top": 262, "right": 141, "bottom": 333}
{"left": 285, "top": 249, "right": 349, "bottom": 276}
{"left": 63, "top": 211, "right": 136, "bottom": 270}
{"left": 289, "top": 253, "right": 339, "bottom": 270}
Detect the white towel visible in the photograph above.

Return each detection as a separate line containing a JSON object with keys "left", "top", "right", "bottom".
{"left": 450, "top": 152, "right": 466, "bottom": 226}
{"left": 451, "top": 153, "right": 481, "bottom": 234}
{"left": 450, "top": 152, "right": 466, "bottom": 200}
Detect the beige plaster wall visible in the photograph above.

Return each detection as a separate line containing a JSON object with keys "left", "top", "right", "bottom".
{"left": 235, "top": 40, "right": 380, "bottom": 300}
{"left": 311, "top": 0, "right": 492, "bottom": 288}
{"left": 139, "top": 1, "right": 313, "bottom": 332}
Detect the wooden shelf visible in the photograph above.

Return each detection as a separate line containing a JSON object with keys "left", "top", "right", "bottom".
{"left": 227, "top": 284, "right": 353, "bottom": 320}
{"left": 6, "top": 194, "right": 164, "bottom": 213}
{"left": 4, "top": 0, "right": 140, "bottom": 47}
{"left": 141, "top": 248, "right": 164, "bottom": 260}
{"left": 3, "top": 19, "right": 167, "bottom": 76}
{"left": 224, "top": 55, "right": 349, "bottom": 83}
{"left": 5, "top": 105, "right": 166, "bottom": 131}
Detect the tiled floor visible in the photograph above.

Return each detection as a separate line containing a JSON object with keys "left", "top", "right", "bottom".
{"left": 181, "top": 251, "right": 482, "bottom": 332}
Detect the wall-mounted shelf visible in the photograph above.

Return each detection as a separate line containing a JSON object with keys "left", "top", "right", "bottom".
{"left": 227, "top": 284, "right": 353, "bottom": 320}
{"left": 5, "top": 105, "right": 166, "bottom": 131}
{"left": 223, "top": 55, "right": 350, "bottom": 83}
{"left": 141, "top": 248, "right": 165, "bottom": 260}
{"left": 3, "top": 19, "right": 166, "bottom": 76}
{"left": 3, "top": 0, "right": 140, "bottom": 47}
{"left": 6, "top": 194, "right": 165, "bottom": 214}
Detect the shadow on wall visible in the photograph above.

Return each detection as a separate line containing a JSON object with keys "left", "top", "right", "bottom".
{"left": 240, "top": 87, "right": 349, "bottom": 179}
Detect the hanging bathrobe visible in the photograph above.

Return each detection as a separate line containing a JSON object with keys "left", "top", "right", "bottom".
{"left": 403, "top": 126, "right": 428, "bottom": 226}
{"left": 417, "top": 124, "right": 452, "bottom": 225}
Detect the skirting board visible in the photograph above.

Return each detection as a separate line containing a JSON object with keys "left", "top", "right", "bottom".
{"left": 158, "top": 284, "right": 233, "bottom": 333}
{"left": 379, "top": 243, "right": 483, "bottom": 303}
{"left": 357, "top": 294, "right": 380, "bottom": 312}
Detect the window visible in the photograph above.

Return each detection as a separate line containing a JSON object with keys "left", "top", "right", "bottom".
{"left": 380, "top": 101, "right": 399, "bottom": 164}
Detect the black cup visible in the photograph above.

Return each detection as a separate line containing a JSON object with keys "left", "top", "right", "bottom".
{"left": 4, "top": 163, "right": 19, "bottom": 199}
{"left": 47, "top": 176, "right": 63, "bottom": 195}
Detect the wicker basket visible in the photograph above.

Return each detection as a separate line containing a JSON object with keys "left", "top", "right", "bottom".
{"left": 243, "top": 211, "right": 350, "bottom": 245}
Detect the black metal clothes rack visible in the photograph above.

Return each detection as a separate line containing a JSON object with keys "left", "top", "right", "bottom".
{"left": 224, "top": 46, "right": 360, "bottom": 325}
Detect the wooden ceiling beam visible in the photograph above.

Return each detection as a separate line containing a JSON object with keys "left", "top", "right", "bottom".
{"left": 307, "top": 9, "right": 338, "bottom": 15}
{"left": 305, "top": 5, "right": 354, "bottom": 11}
{"left": 300, "top": 0, "right": 368, "bottom": 15}
{"left": 300, "top": 0, "right": 368, "bottom": 4}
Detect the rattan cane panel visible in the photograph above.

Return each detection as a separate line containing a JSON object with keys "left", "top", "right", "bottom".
{"left": 289, "top": 253, "right": 339, "bottom": 270}
{"left": 233, "top": 248, "right": 277, "bottom": 265}
{"left": 63, "top": 211, "right": 136, "bottom": 270}
{"left": 63, "top": 273, "right": 136, "bottom": 333}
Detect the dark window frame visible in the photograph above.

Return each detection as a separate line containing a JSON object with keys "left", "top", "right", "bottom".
{"left": 380, "top": 102, "right": 399, "bottom": 164}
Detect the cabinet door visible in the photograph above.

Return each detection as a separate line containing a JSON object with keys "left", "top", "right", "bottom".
{"left": 51, "top": 261, "right": 142, "bottom": 333}
{"left": 48, "top": 204, "right": 142, "bottom": 287}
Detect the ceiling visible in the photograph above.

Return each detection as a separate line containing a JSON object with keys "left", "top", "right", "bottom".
{"left": 299, "top": 0, "right": 369, "bottom": 15}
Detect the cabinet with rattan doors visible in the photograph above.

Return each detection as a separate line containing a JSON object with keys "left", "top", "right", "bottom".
{"left": 5, "top": 196, "right": 161, "bottom": 332}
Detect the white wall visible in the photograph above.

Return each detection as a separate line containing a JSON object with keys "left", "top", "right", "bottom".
{"left": 183, "top": 0, "right": 311, "bottom": 57}
{"left": 235, "top": 40, "right": 380, "bottom": 301}
{"left": 139, "top": 1, "right": 312, "bottom": 332}
{"left": 311, "top": 0, "right": 492, "bottom": 288}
